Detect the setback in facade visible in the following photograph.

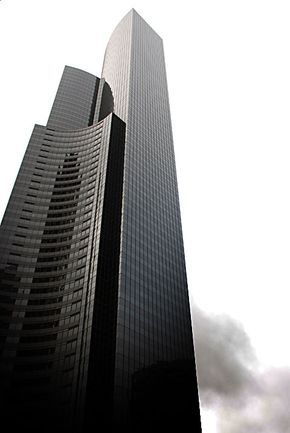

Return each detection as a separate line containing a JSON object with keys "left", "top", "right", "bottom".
{"left": 0, "top": 9, "right": 201, "bottom": 432}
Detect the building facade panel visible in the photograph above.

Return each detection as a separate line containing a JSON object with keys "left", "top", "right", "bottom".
{"left": 102, "top": 10, "right": 200, "bottom": 430}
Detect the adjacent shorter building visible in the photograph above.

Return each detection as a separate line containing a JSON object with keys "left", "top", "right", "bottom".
{"left": 0, "top": 10, "right": 201, "bottom": 432}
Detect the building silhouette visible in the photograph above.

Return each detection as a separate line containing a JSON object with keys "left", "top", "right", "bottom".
{"left": 0, "top": 10, "right": 201, "bottom": 432}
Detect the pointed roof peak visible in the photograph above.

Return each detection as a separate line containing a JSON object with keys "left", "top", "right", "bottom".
{"left": 127, "top": 8, "right": 140, "bottom": 17}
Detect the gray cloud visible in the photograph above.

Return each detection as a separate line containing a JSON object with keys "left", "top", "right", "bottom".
{"left": 191, "top": 305, "right": 290, "bottom": 433}
{"left": 192, "top": 306, "right": 258, "bottom": 405}
{"left": 218, "top": 368, "right": 290, "bottom": 433}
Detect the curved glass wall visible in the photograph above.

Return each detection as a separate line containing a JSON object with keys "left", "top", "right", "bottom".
{"left": 0, "top": 67, "right": 126, "bottom": 432}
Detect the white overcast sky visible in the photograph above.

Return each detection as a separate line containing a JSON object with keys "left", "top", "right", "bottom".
{"left": 1, "top": 1, "right": 290, "bottom": 432}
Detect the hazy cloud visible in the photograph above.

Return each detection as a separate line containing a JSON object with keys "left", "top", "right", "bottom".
{"left": 217, "top": 368, "right": 290, "bottom": 433}
{"left": 192, "top": 305, "right": 290, "bottom": 433}
{"left": 192, "top": 306, "right": 258, "bottom": 405}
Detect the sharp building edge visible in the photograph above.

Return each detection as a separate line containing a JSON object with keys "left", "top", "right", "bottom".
{"left": 0, "top": 10, "right": 201, "bottom": 432}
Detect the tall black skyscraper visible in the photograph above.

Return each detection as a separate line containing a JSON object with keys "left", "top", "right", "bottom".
{"left": 0, "top": 10, "right": 201, "bottom": 433}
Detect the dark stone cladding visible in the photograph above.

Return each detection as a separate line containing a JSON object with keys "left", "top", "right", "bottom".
{"left": 84, "top": 114, "right": 126, "bottom": 432}
{"left": 0, "top": 66, "right": 125, "bottom": 432}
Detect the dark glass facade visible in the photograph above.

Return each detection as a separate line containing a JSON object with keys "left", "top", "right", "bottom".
{"left": 0, "top": 9, "right": 201, "bottom": 433}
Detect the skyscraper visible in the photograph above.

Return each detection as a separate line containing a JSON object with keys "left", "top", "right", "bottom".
{"left": 0, "top": 9, "right": 201, "bottom": 433}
